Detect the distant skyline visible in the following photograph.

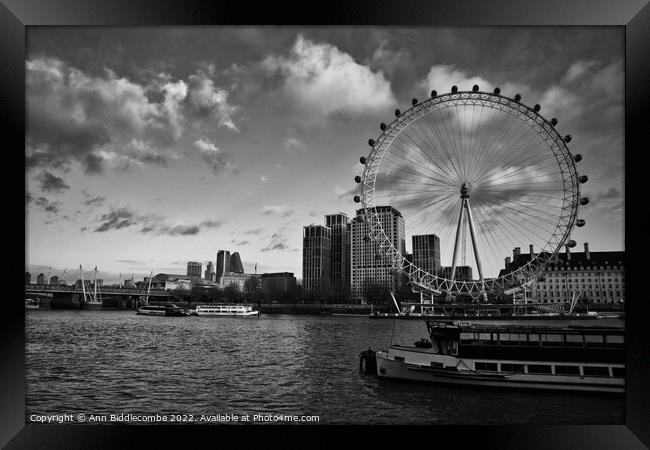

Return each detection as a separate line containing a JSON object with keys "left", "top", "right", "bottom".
{"left": 26, "top": 27, "right": 624, "bottom": 278}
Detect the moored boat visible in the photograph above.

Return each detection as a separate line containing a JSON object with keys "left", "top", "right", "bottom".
{"left": 136, "top": 304, "right": 189, "bottom": 316}
{"left": 370, "top": 320, "right": 624, "bottom": 393}
{"left": 25, "top": 298, "right": 40, "bottom": 309}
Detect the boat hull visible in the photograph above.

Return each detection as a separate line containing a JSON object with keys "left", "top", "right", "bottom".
{"left": 136, "top": 310, "right": 167, "bottom": 316}
{"left": 375, "top": 349, "right": 624, "bottom": 393}
{"left": 195, "top": 311, "right": 259, "bottom": 317}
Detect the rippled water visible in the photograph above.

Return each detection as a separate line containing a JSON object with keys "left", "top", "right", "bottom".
{"left": 26, "top": 310, "right": 624, "bottom": 424}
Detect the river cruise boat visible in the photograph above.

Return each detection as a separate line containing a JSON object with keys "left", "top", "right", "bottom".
{"left": 372, "top": 321, "right": 624, "bottom": 393}
{"left": 136, "top": 305, "right": 189, "bottom": 316}
{"left": 194, "top": 304, "right": 258, "bottom": 317}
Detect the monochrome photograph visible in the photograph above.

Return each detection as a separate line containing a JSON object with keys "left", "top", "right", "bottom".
{"left": 24, "top": 26, "right": 625, "bottom": 425}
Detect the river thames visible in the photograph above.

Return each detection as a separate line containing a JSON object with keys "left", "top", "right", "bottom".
{"left": 25, "top": 310, "right": 624, "bottom": 425}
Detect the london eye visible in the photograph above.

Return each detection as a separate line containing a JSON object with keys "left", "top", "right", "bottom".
{"left": 354, "top": 85, "right": 589, "bottom": 299}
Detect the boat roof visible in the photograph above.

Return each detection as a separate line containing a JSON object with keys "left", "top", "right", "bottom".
{"left": 427, "top": 321, "right": 624, "bottom": 335}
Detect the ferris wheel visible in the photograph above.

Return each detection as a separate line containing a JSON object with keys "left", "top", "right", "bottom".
{"left": 353, "top": 85, "right": 589, "bottom": 298}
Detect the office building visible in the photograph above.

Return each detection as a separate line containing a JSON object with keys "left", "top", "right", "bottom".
{"left": 261, "top": 272, "right": 298, "bottom": 297}
{"left": 351, "top": 206, "right": 405, "bottom": 303}
{"left": 412, "top": 234, "right": 441, "bottom": 276}
{"left": 302, "top": 224, "right": 331, "bottom": 294}
{"left": 325, "top": 213, "right": 351, "bottom": 302}
{"left": 216, "top": 250, "right": 231, "bottom": 281}
{"left": 204, "top": 261, "right": 215, "bottom": 282}
{"left": 187, "top": 261, "right": 202, "bottom": 278}
{"left": 229, "top": 252, "right": 244, "bottom": 273}
{"left": 441, "top": 266, "right": 473, "bottom": 282}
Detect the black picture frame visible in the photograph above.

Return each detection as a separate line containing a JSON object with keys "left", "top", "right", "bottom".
{"left": 4, "top": 0, "right": 649, "bottom": 448}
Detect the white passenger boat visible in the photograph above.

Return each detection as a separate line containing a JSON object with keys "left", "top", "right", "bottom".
{"left": 368, "top": 321, "right": 624, "bottom": 393}
{"left": 194, "top": 304, "right": 259, "bottom": 317}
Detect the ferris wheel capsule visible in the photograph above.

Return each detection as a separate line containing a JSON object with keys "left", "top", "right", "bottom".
{"left": 493, "top": 87, "right": 501, "bottom": 94}
{"left": 354, "top": 195, "right": 361, "bottom": 203}
{"left": 431, "top": 90, "right": 437, "bottom": 98}
{"left": 550, "top": 118, "right": 558, "bottom": 126}
{"left": 368, "top": 139, "right": 376, "bottom": 147}
{"left": 380, "top": 122, "right": 387, "bottom": 131}
{"left": 360, "top": 156, "right": 367, "bottom": 164}
{"left": 472, "top": 84, "right": 479, "bottom": 92}
{"left": 395, "top": 109, "right": 401, "bottom": 117}
{"left": 573, "top": 154, "right": 582, "bottom": 162}
{"left": 451, "top": 85, "right": 458, "bottom": 93}
{"left": 576, "top": 219, "right": 586, "bottom": 227}
{"left": 533, "top": 104, "right": 541, "bottom": 112}
{"left": 514, "top": 94, "right": 522, "bottom": 102}
{"left": 354, "top": 176, "right": 361, "bottom": 183}
{"left": 564, "top": 135, "right": 572, "bottom": 143}
{"left": 580, "top": 197, "right": 589, "bottom": 206}
{"left": 412, "top": 98, "right": 419, "bottom": 106}
{"left": 579, "top": 175, "right": 588, "bottom": 184}
{"left": 567, "top": 240, "right": 577, "bottom": 248}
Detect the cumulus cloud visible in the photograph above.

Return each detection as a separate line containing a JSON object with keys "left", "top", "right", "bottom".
{"left": 194, "top": 138, "right": 238, "bottom": 175}
{"left": 26, "top": 57, "right": 239, "bottom": 174}
{"left": 259, "top": 174, "right": 269, "bottom": 183}
{"left": 263, "top": 34, "right": 396, "bottom": 117}
{"left": 93, "top": 205, "right": 223, "bottom": 236}
{"left": 37, "top": 170, "right": 70, "bottom": 193}
{"left": 186, "top": 71, "right": 239, "bottom": 131}
{"left": 369, "top": 39, "right": 411, "bottom": 76}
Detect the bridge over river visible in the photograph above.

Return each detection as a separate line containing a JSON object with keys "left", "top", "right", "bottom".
{"left": 25, "top": 283, "right": 177, "bottom": 309}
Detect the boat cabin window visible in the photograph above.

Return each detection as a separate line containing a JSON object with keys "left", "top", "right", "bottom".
{"left": 606, "top": 335, "right": 624, "bottom": 347}
{"left": 583, "top": 366, "right": 609, "bottom": 377}
{"left": 527, "top": 364, "right": 552, "bottom": 374}
{"left": 394, "top": 356, "right": 405, "bottom": 363}
{"left": 500, "top": 363, "right": 524, "bottom": 373}
{"left": 540, "top": 334, "right": 563, "bottom": 346}
{"left": 555, "top": 365, "right": 580, "bottom": 376}
{"left": 584, "top": 335, "right": 605, "bottom": 347}
{"left": 475, "top": 362, "right": 498, "bottom": 372}
{"left": 565, "top": 335, "right": 584, "bottom": 347}
{"left": 612, "top": 367, "right": 625, "bottom": 378}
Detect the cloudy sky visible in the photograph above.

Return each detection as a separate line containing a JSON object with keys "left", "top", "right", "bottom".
{"left": 25, "top": 27, "right": 624, "bottom": 282}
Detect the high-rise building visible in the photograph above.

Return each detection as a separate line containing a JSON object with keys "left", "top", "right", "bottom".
{"left": 441, "top": 266, "right": 473, "bottom": 282}
{"left": 187, "top": 261, "right": 202, "bottom": 278}
{"left": 36, "top": 273, "right": 45, "bottom": 284}
{"left": 229, "top": 252, "right": 244, "bottom": 273}
{"left": 325, "top": 213, "right": 351, "bottom": 302}
{"left": 302, "top": 225, "right": 331, "bottom": 294}
{"left": 204, "top": 261, "right": 215, "bottom": 281}
{"left": 25, "top": 272, "right": 31, "bottom": 284}
{"left": 216, "top": 250, "right": 231, "bottom": 281}
{"left": 502, "top": 242, "right": 625, "bottom": 304}
{"left": 351, "top": 206, "right": 405, "bottom": 303}
{"left": 49, "top": 275, "right": 59, "bottom": 285}
{"left": 412, "top": 234, "right": 441, "bottom": 276}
